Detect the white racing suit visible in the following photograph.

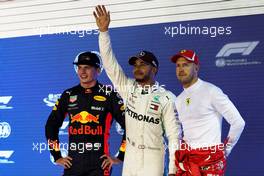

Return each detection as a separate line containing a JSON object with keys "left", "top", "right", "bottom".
{"left": 99, "top": 31, "right": 181, "bottom": 176}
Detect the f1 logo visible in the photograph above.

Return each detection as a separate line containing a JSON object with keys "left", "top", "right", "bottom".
{"left": 0, "top": 96, "right": 13, "bottom": 109}
{"left": 216, "top": 41, "right": 259, "bottom": 57}
{"left": 0, "top": 150, "right": 15, "bottom": 164}
{"left": 0, "top": 122, "right": 11, "bottom": 138}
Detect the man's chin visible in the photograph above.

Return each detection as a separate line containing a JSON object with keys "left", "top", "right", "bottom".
{"left": 135, "top": 77, "right": 145, "bottom": 82}
{"left": 80, "top": 79, "right": 93, "bottom": 84}
{"left": 178, "top": 78, "right": 189, "bottom": 85}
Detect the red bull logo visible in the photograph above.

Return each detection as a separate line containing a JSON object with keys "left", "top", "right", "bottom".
{"left": 53, "top": 101, "right": 59, "bottom": 111}
{"left": 48, "top": 139, "right": 60, "bottom": 151}
{"left": 71, "top": 111, "right": 99, "bottom": 124}
{"left": 119, "top": 140, "right": 126, "bottom": 152}
{"left": 69, "top": 125, "right": 103, "bottom": 136}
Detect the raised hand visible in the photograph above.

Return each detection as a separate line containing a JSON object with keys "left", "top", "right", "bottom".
{"left": 93, "top": 5, "right": 110, "bottom": 32}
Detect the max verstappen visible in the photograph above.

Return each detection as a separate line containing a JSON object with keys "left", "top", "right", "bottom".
{"left": 94, "top": 5, "right": 182, "bottom": 176}
{"left": 45, "top": 51, "right": 126, "bottom": 176}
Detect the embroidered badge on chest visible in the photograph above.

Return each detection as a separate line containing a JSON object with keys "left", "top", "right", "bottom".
{"left": 153, "top": 95, "right": 160, "bottom": 103}
{"left": 186, "top": 98, "right": 191, "bottom": 106}
{"left": 150, "top": 103, "right": 159, "bottom": 111}
{"left": 69, "top": 95, "right": 77, "bottom": 103}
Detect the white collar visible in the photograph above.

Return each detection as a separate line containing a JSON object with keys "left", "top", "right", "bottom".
{"left": 183, "top": 78, "right": 203, "bottom": 94}
{"left": 133, "top": 81, "right": 160, "bottom": 94}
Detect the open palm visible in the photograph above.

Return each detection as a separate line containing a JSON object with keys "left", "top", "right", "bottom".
{"left": 93, "top": 5, "right": 110, "bottom": 32}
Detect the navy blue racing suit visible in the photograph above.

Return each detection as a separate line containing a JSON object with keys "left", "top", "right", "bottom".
{"left": 45, "top": 82, "right": 126, "bottom": 176}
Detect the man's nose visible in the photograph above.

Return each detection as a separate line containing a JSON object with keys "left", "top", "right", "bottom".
{"left": 134, "top": 65, "right": 140, "bottom": 69}
{"left": 79, "top": 68, "right": 85, "bottom": 74}
{"left": 134, "top": 65, "right": 141, "bottom": 71}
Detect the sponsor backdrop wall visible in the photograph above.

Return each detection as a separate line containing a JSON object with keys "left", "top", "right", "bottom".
{"left": 0, "top": 14, "right": 263, "bottom": 176}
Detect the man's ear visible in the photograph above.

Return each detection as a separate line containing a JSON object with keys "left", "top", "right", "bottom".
{"left": 195, "top": 64, "right": 200, "bottom": 72}
{"left": 96, "top": 67, "right": 101, "bottom": 74}
{"left": 152, "top": 67, "right": 158, "bottom": 75}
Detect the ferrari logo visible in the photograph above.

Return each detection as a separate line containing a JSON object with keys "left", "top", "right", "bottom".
{"left": 186, "top": 98, "right": 190, "bottom": 105}
{"left": 180, "top": 50, "right": 186, "bottom": 53}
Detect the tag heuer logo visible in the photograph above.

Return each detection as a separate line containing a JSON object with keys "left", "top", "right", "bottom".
{"left": 69, "top": 95, "right": 77, "bottom": 103}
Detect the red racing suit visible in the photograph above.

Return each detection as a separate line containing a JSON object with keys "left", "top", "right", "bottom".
{"left": 175, "top": 142, "right": 226, "bottom": 176}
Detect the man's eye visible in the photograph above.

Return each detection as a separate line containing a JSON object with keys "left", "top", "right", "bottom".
{"left": 141, "top": 63, "right": 149, "bottom": 66}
